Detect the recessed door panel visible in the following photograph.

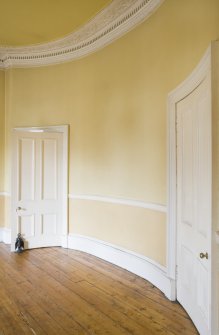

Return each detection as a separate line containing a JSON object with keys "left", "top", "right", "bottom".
{"left": 42, "top": 214, "right": 57, "bottom": 235}
{"left": 19, "top": 215, "right": 35, "bottom": 238}
{"left": 181, "top": 108, "right": 193, "bottom": 227}
{"left": 180, "top": 245, "right": 194, "bottom": 291}
{"left": 196, "top": 96, "right": 211, "bottom": 238}
{"left": 42, "top": 139, "right": 57, "bottom": 200}
{"left": 197, "top": 261, "right": 209, "bottom": 325}
{"left": 19, "top": 138, "right": 35, "bottom": 201}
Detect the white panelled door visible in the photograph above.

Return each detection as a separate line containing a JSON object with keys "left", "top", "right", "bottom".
{"left": 176, "top": 74, "right": 212, "bottom": 335}
{"left": 12, "top": 130, "right": 64, "bottom": 249}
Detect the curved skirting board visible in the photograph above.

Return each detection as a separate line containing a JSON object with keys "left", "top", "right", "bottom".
{"left": 68, "top": 233, "right": 176, "bottom": 300}
{"left": 0, "top": 0, "right": 164, "bottom": 68}
{"left": 69, "top": 194, "right": 167, "bottom": 213}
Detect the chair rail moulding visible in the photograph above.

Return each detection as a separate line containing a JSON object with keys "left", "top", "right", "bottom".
{"left": 69, "top": 194, "right": 167, "bottom": 213}
{"left": 0, "top": 192, "right": 10, "bottom": 197}
{"left": 0, "top": 0, "right": 164, "bottom": 69}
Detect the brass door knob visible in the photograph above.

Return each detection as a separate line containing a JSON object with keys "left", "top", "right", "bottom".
{"left": 199, "top": 252, "right": 208, "bottom": 259}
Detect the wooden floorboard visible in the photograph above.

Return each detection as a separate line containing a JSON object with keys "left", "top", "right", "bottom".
{"left": 0, "top": 243, "right": 199, "bottom": 335}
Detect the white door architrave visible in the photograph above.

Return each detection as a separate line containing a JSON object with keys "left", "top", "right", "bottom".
{"left": 11, "top": 125, "right": 68, "bottom": 250}
{"left": 167, "top": 42, "right": 219, "bottom": 335}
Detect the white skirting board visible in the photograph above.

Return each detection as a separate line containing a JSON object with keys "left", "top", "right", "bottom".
{"left": 0, "top": 228, "right": 11, "bottom": 244}
{"left": 68, "top": 234, "right": 175, "bottom": 300}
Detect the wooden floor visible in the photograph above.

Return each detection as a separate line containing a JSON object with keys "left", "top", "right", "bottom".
{"left": 0, "top": 243, "right": 198, "bottom": 335}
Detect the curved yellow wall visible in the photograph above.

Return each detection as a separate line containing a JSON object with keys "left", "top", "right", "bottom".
{"left": 3, "top": 0, "right": 219, "bottom": 265}
{"left": 0, "top": 70, "right": 5, "bottom": 227}
{"left": 0, "top": 70, "right": 5, "bottom": 191}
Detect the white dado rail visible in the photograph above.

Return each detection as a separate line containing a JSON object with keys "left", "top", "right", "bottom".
{"left": 69, "top": 193, "right": 166, "bottom": 213}
{"left": 0, "top": 0, "right": 164, "bottom": 68}
{"left": 0, "top": 192, "right": 10, "bottom": 196}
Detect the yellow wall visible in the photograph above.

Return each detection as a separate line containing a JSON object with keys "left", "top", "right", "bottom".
{"left": 0, "top": 70, "right": 5, "bottom": 227}
{"left": 2, "top": 0, "right": 219, "bottom": 265}
{"left": 0, "top": 195, "right": 10, "bottom": 228}
{"left": 0, "top": 196, "right": 5, "bottom": 227}
{"left": 0, "top": 0, "right": 111, "bottom": 46}
{"left": 0, "top": 70, "right": 5, "bottom": 192}
{"left": 70, "top": 200, "right": 166, "bottom": 265}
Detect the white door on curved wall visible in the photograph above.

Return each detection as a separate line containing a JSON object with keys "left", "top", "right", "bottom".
{"left": 12, "top": 131, "right": 63, "bottom": 249}
{"left": 176, "top": 74, "right": 212, "bottom": 335}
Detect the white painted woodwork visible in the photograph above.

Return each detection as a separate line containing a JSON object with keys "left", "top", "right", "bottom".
{"left": 69, "top": 194, "right": 166, "bottom": 213}
{"left": 176, "top": 74, "right": 211, "bottom": 335}
{"left": 0, "top": 0, "right": 164, "bottom": 68}
{"left": 12, "top": 130, "right": 65, "bottom": 249}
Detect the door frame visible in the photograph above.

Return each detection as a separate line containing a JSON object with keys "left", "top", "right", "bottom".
{"left": 167, "top": 43, "right": 217, "bottom": 334}
{"left": 11, "top": 125, "right": 69, "bottom": 250}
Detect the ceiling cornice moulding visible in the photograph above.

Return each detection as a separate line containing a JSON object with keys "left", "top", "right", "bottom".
{"left": 0, "top": 0, "right": 164, "bottom": 69}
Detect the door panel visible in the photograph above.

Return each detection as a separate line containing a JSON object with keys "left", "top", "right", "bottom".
{"left": 42, "top": 139, "right": 58, "bottom": 200}
{"left": 197, "top": 261, "right": 209, "bottom": 323}
{"left": 42, "top": 214, "right": 57, "bottom": 235}
{"left": 176, "top": 74, "right": 211, "bottom": 335}
{"left": 19, "top": 138, "right": 35, "bottom": 201}
{"left": 181, "top": 108, "right": 193, "bottom": 227}
{"left": 180, "top": 246, "right": 194, "bottom": 291}
{"left": 19, "top": 215, "right": 35, "bottom": 237}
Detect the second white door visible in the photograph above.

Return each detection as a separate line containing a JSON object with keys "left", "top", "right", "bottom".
{"left": 176, "top": 74, "right": 212, "bottom": 335}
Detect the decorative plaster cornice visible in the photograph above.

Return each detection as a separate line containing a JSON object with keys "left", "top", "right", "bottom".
{"left": 0, "top": 0, "right": 164, "bottom": 69}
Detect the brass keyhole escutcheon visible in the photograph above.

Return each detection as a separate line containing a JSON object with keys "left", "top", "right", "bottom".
{"left": 199, "top": 252, "right": 208, "bottom": 259}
